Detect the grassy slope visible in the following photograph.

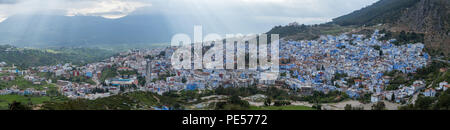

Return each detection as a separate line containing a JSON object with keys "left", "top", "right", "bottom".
{"left": 0, "top": 77, "right": 57, "bottom": 90}
{"left": 0, "top": 95, "right": 51, "bottom": 110}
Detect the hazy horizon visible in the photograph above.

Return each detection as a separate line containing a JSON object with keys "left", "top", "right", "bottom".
{"left": 0, "top": 0, "right": 379, "bottom": 33}
{"left": 0, "top": 0, "right": 380, "bottom": 47}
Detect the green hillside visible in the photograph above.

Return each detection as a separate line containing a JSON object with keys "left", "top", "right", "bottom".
{"left": 332, "top": 0, "right": 421, "bottom": 26}
{"left": 0, "top": 45, "right": 116, "bottom": 68}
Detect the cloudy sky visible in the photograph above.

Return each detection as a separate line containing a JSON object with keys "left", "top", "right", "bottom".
{"left": 0, "top": 0, "right": 379, "bottom": 34}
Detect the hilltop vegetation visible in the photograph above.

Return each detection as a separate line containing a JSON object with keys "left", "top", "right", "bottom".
{"left": 267, "top": 23, "right": 354, "bottom": 41}
{"left": 332, "top": 0, "right": 421, "bottom": 26}
{"left": 379, "top": 29, "right": 425, "bottom": 45}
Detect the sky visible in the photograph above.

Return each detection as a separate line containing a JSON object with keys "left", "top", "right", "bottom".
{"left": 0, "top": 0, "right": 379, "bottom": 34}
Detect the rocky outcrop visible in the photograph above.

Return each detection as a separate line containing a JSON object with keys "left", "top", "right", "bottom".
{"left": 396, "top": 0, "right": 450, "bottom": 54}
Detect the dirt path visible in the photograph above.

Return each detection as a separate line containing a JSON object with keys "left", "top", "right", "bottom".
{"left": 153, "top": 95, "right": 160, "bottom": 103}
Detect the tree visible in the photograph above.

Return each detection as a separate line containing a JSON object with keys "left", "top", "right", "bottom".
{"left": 173, "top": 103, "right": 183, "bottom": 110}
{"left": 159, "top": 51, "right": 166, "bottom": 57}
{"left": 373, "top": 45, "right": 381, "bottom": 51}
{"left": 229, "top": 95, "right": 243, "bottom": 105}
{"left": 434, "top": 90, "right": 450, "bottom": 110}
{"left": 391, "top": 93, "right": 395, "bottom": 101}
{"left": 181, "top": 77, "right": 187, "bottom": 83}
{"left": 274, "top": 101, "right": 291, "bottom": 106}
{"left": 371, "top": 102, "right": 386, "bottom": 110}
{"left": 264, "top": 98, "right": 272, "bottom": 106}
{"left": 344, "top": 104, "right": 352, "bottom": 110}
{"left": 137, "top": 76, "right": 146, "bottom": 86}
{"left": 383, "top": 31, "right": 393, "bottom": 40}
{"left": 120, "top": 86, "right": 125, "bottom": 92}
{"left": 312, "top": 104, "right": 322, "bottom": 110}
{"left": 399, "top": 31, "right": 407, "bottom": 42}
{"left": 415, "top": 96, "right": 435, "bottom": 110}
{"left": 213, "top": 95, "right": 250, "bottom": 110}
{"left": 152, "top": 78, "right": 158, "bottom": 82}
{"left": 9, "top": 101, "right": 31, "bottom": 110}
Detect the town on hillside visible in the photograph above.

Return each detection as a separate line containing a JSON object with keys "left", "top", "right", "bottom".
{"left": 0, "top": 30, "right": 448, "bottom": 110}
